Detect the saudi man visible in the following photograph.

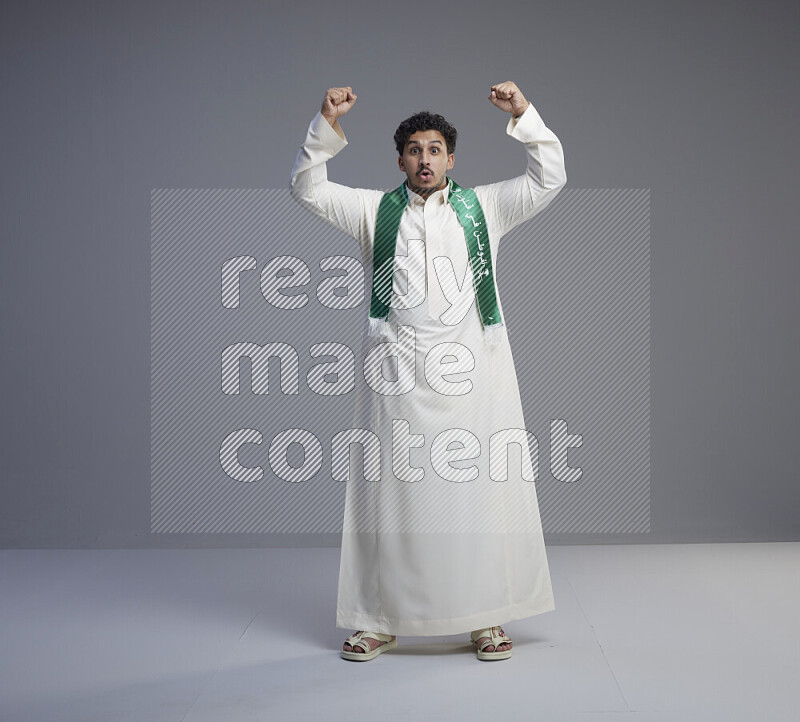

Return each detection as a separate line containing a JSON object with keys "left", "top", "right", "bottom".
{"left": 290, "top": 82, "right": 567, "bottom": 661}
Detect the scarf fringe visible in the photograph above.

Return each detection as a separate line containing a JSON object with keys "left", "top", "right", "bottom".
{"left": 484, "top": 322, "right": 506, "bottom": 347}
{"left": 367, "top": 315, "right": 392, "bottom": 340}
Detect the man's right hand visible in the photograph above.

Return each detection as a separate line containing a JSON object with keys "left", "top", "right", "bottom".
{"left": 321, "top": 87, "right": 357, "bottom": 127}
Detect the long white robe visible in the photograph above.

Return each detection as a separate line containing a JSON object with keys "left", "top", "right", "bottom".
{"left": 290, "top": 102, "right": 567, "bottom": 636}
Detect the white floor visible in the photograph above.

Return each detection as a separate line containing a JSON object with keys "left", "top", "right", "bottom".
{"left": 1, "top": 543, "right": 798, "bottom": 722}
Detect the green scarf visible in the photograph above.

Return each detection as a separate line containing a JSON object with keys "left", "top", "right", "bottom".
{"left": 368, "top": 178, "right": 505, "bottom": 346}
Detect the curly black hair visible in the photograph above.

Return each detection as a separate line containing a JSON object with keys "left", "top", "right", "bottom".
{"left": 393, "top": 111, "right": 457, "bottom": 156}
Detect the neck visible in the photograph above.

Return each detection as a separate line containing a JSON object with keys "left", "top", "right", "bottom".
{"left": 406, "top": 178, "right": 448, "bottom": 200}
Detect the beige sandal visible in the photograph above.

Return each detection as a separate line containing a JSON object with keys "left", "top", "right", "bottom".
{"left": 470, "top": 626, "right": 513, "bottom": 661}
{"left": 340, "top": 630, "right": 398, "bottom": 661}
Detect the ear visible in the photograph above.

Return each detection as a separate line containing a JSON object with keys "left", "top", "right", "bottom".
{"left": 447, "top": 153, "right": 455, "bottom": 170}
{"left": 398, "top": 156, "right": 405, "bottom": 171}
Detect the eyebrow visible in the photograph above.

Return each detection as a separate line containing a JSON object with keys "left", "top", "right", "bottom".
{"left": 407, "top": 139, "right": 443, "bottom": 146}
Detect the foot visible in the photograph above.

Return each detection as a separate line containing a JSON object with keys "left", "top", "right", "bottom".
{"left": 342, "top": 630, "right": 396, "bottom": 654}
{"left": 473, "top": 626, "right": 512, "bottom": 653}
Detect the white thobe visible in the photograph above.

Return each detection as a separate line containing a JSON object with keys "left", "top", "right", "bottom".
{"left": 290, "top": 101, "right": 567, "bottom": 636}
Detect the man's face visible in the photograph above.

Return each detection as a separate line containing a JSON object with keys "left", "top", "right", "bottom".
{"left": 398, "top": 130, "right": 455, "bottom": 197}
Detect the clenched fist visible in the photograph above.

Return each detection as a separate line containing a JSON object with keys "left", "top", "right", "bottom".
{"left": 321, "top": 86, "right": 357, "bottom": 127}
{"left": 488, "top": 82, "right": 530, "bottom": 118}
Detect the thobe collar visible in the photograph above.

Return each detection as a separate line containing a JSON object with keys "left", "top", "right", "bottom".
{"left": 404, "top": 177, "right": 451, "bottom": 207}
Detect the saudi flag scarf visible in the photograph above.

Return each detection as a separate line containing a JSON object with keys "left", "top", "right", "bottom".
{"left": 367, "top": 178, "right": 506, "bottom": 346}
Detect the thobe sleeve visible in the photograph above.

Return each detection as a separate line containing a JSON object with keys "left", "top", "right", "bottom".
{"left": 473, "top": 101, "right": 567, "bottom": 240}
{"left": 289, "top": 111, "right": 382, "bottom": 254}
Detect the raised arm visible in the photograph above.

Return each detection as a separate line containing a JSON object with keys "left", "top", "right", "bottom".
{"left": 475, "top": 81, "right": 567, "bottom": 240}
{"left": 289, "top": 87, "right": 381, "bottom": 248}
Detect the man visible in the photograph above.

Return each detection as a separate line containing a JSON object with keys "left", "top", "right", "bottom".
{"left": 290, "top": 82, "right": 567, "bottom": 661}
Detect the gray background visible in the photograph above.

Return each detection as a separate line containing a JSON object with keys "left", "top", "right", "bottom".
{"left": 1, "top": 0, "right": 797, "bottom": 547}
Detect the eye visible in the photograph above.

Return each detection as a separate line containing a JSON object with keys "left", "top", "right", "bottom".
{"left": 431, "top": 148, "right": 439, "bottom": 154}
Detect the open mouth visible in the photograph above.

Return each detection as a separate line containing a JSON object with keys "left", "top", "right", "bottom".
{"left": 419, "top": 169, "right": 433, "bottom": 180}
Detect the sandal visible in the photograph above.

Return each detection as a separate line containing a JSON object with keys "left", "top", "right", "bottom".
{"left": 470, "top": 626, "right": 513, "bottom": 661}
{"left": 340, "top": 630, "right": 398, "bottom": 661}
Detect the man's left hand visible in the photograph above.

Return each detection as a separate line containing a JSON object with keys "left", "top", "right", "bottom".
{"left": 488, "top": 82, "right": 530, "bottom": 118}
